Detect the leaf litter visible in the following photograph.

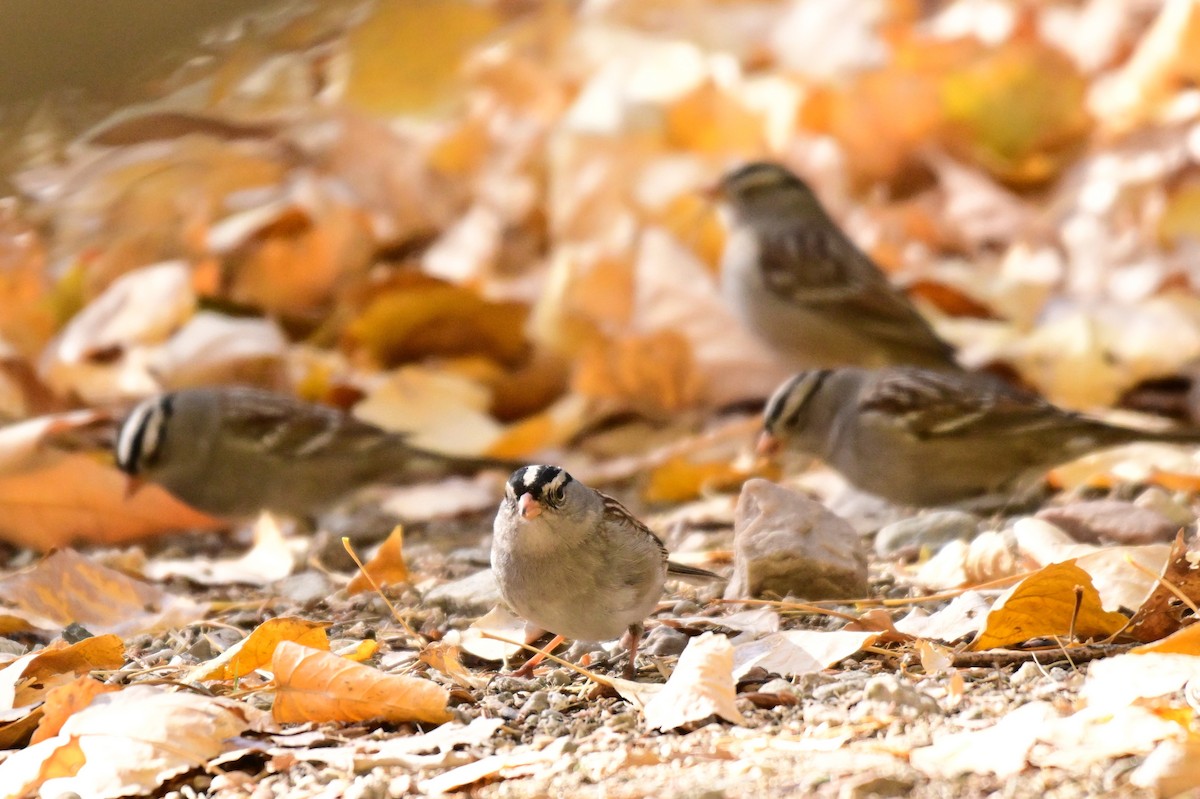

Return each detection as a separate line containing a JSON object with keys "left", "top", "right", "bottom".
{"left": 4, "top": 1, "right": 1200, "bottom": 798}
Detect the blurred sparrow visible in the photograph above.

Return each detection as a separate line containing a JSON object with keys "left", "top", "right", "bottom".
{"left": 116, "top": 386, "right": 511, "bottom": 518}
{"left": 761, "top": 366, "right": 1200, "bottom": 507}
{"left": 491, "top": 465, "right": 720, "bottom": 678}
{"left": 713, "top": 161, "right": 959, "bottom": 370}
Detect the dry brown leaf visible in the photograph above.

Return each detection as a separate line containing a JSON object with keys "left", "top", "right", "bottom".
{"left": 0, "top": 201, "right": 55, "bottom": 356}
{"left": 347, "top": 525, "right": 410, "bottom": 595}
{"left": 0, "top": 636, "right": 125, "bottom": 712}
{"left": 271, "top": 642, "right": 451, "bottom": 725}
{"left": 0, "top": 549, "right": 207, "bottom": 636}
{"left": 418, "top": 641, "right": 488, "bottom": 691}
{"left": 1126, "top": 531, "right": 1200, "bottom": 643}
{"left": 30, "top": 676, "right": 122, "bottom": 745}
{"left": 189, "top": 618, "right": 330, "bottom": 683}
{"left": 916, "top": 639, "right": 955, "bottom": 675}
{"left": 1132, "top": 624, "right": 1200, "bottom": 656}
{"left": 0, "top": 685, "right": 254, "bottom": 798}
{"left": 971, "top": 560, "right": 1128, "bottom": 650}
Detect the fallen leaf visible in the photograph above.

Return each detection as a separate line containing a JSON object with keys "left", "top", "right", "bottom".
{"left": 418, "top": 737, "right": 568, "bottom": 795}
{"left": 642, "top": 632, "right": 745, "bottom": 730}
{"left": 343, "top": 0, "right": 499, "bottom": 115}
{"left": 1030, "top": 705, "right": 1186, "bottom": 770}
{"left": 0, "top": 685, "right": 254, "bottom": 799}
{"left": 30, "top": 677, "right": 122, "bottom": 744}
{"left": 0, "top": 549, "right": 208, "bottom": 636}
{"left": 894, "top": 591, "right": 994, "bottom": 643}
{"left": 344, "top": 274, "right": 528, "bottom": 369}
{"left": 271, "top": 642, "right": 451, "bottom": 725}
{"left": 1015, "top": 517, "right": 1170, "bottom": 612}
{"left": 910, "top": 701, "right": 1058, "bottom": 778}
{"left": 0, "top": 411, "right": 222, "bottom": 550}
{"left": 347, "top": 525, "right": 410, "bottom": 595}
{"left": 732, "top": 629, "right": 879, "bottom": 680}
{"left": 1130, "top": 735, "right": 1200, "bottom": 796}
{"left": 418, "top": 642, "right": 488, "bottom": 691}
{"left": 1082, "top": 652, "right": 1200, "bottom": 712}
{"left": 448, "top": 604, "right": 542, "bottom": 663}
{"left": 1126, "top": 531, "right": 1200, "bottom": 642}
{"left": 189, "top": 618, "right": 330, "bottom": 683}
{"left": 971, "top": 560, "right": 1128, "bottom": 650}
{"left": 0, "top": 636, "right": 125, "bottom": 712}
{"left": 143, "top": 511, "right": 296, "bottom": 586}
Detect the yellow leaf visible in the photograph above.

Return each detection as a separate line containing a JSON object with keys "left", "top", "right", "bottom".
{"left": 344, "top": 0, "right": 499, "bottom": 115}
{"left": 971, "top": 560, "right": 1128, "bottom": 651}
{"left": 271, "top": 642, "right": 451, "bottom": 724}
{"left": 188, "top": 618, "right": 330, "bottom": 682}
{"left": 642, "top": 455, "right": 776, "bottom": 504}
{"left": 345, "top": 274, "right": 528, "bottom": 368}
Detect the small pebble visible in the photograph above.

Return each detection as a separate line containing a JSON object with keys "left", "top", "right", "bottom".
{"left": 520, "top": 690, "right": 551, "bottom": 716}
{"left": 874, "top": 510, "right": 981, "bottom": 560}
{"left": 642, "top": 626, "right": 689, "bottom": 657}
{"left": 1036, "top": 499, "right": 1177, "bottom": 545}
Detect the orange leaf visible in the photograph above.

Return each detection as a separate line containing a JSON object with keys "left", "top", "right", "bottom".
{"left": 271, "top": 642, "right": 451, "bottom": 724}
{"left": 971, "top": 560, "right": 1128, "bottom": 650}
{"left": 0, "top": 549, "right": 205, "bottom": 636}
{"left": 347, "top": 526, "right": 410, "bottom": 596}
{"left": 345, "top": 275, "right": 528, "bottom": 368}
{"left": 189, "top": 618, "right": 330, "bottom": 682}
{"left": 31, "top": 677, "right": 121, "bottom": 744}
{"left": 573, "top": 330, "right": 703, "bottom": 416}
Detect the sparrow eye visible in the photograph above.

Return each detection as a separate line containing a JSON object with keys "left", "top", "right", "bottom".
{"left": 550, "top": 485, "right": 566, "bottom": 505}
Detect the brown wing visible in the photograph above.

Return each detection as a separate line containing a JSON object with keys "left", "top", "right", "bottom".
{"left": 215, "top": 387, "right": 399, "bottom": 461}
{"left": 758, "top": 224, "right": 956, "bottom": 362}
{"left": 858, "top": 369, "right": 1083, "bottom": 441}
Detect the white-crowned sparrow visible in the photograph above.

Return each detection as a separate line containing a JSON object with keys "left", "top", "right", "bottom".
{"left": 761, "top": 366, "right": 1200, "bottom": 507}
{"left": 115, "top": 386, "right": 512, "bottom": 518}
{"left": 491, "top": 464, "right": 720, "bottom": 678}
{"left": 713, "top": 161, "right": 959, "bottom": 371}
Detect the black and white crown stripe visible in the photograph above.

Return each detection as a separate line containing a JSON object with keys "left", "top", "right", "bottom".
{"left": 115, "top": 394, "right": 174, "bottom": 475}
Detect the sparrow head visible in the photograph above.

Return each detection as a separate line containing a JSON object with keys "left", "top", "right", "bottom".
{"left": 504, "top": 464, "right": 575, "bottom": 521}
{"left": 760, "top": 370, "right": 832, "bottom": 453}
{"left": 115, "top": 393, "right": 175, "bottom": 477}
{"left": 714, "top": 161, "right": 824, "bottom": 220}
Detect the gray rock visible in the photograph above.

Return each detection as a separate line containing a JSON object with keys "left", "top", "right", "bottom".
{"left": 1036, "top": 499, "right": 1179, "bottom": 545}
{"left": 642, "top": 625, "right": 689, "bottom": 657}
{"left": 424, "top": 569, "right": 501, "bottom": 614}
{"left": 277, "top": 570, "right": 333, "bottom": 604}
{"left": 1134, "top": 487, "right": 1196, "bottom": 528}
{"left": 724, "top": 479, "right": 868, "bottom": 601}
{"left": 874, "top": 510, "right": 981, "bottom": 560}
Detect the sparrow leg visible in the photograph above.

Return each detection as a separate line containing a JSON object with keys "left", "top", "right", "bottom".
{"left": 620, "top": 623, "right": 645, "bottom": 680}
{"left": 512, "top": 634, "right": 565, "bottom": 678}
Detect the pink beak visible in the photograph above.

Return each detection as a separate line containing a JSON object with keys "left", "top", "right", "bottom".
{"left": 123, "top": 475, "right": 147, "bottom": 501}
{"left": 518, "top": 493, "right": 543, "bottom": 520}
{"left": 756, "top": 432, "right": 781, "bottom": 457}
